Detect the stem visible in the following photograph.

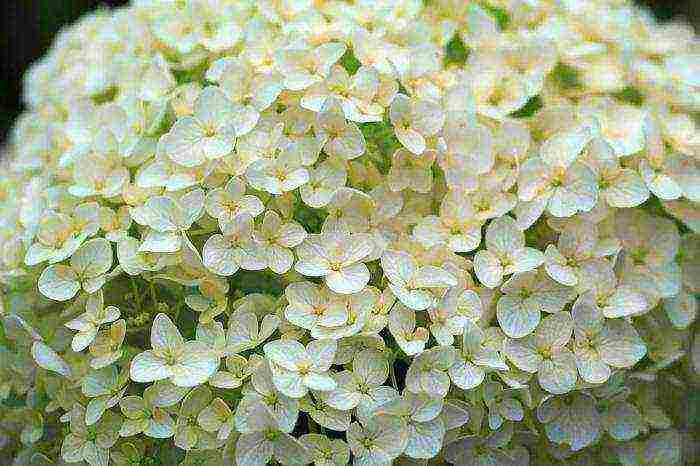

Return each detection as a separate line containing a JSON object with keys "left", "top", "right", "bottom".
{"left": 150, "top": 281, "right": 158, "bottom": 307}
{"left": 130, "top": 278, "right": 142, "bottom": 311}
{"left": 172, "top": 291, "right": 184, "bottom": 325}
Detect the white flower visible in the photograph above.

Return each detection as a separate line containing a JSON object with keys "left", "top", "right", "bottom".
{"left": 235, "top": 403, "right": 311, "bottom": 466}
{"left": 321, "top": 349, "right": 390, "bottom": 413}
{"left": 584, "top": 138, "right": 649, "bottom": 208}
{"left": 65, "top": 291, "right": 120, "bottom": 352}
{"left": 381, "top": 249, "right": 457, "bottom": 310}
{"left": 543, "top": 221, "right": 619, "bottom": 288}
{"left": 38, "top": 238, "right": 114, "bottom": 301}
{"left": 388, "top": 303, "right": 429, "bottom": 356}
{"left": 389, "top": 94, "right": 445, "bottom": 155}
{"left": 537, "top": 393, "right": 601, "bottom": 452}
{"left": 236, "top": 362, "right": 300, "bottom": 434}
{"left": 572, "top": 295, "right": 647, "bottom": 384}
{"left": 449, "top": 320, "right": 508, "bottom": 390}
{"left": 252, "top": 211, "right": 307, "bottom": 274}
{"left": 301, "top": 64, "right": 395, "bottom": 123}
{"left": 61, "top": 404, "right": 120, "bottom": 466}
{"left": 314, "top": 98, "right": 366, "bottom": 161}
{"left": 473, "top": 216, "right": 544, "bottom": 289}
{"left": 129, "top": 188, "right": 204, "bottom": 253}
{"left": 275, "top": 42, "right": 347, "bottom": 91}
{"left": 300, "top": 394, "right": 351, "bottom": 432}
{"left": 444, "top": 426, "right": 530, "bottom": 466}
{"left": 347, "top": 415, "right": 408, "bottom": 466}
{"left": 517, "top": 126, "right": 598, "bottom": 218}
{"left": 25, "top": 205, "right": 99, "bottom": 266}
{"left": 197, "top": 397, "right": 235, "bottom": 441}
{"left": 68, "top": 130, "right": 129, "bottom": 199}
{"left": 299, "top": 434, "right": 350, "bottom": 466}
{"left": 118, "top": 390, "right": 175, "bottom": 439}
{"left": 204, "top": 177, "right": 265, "bottom": 230}
{"left": 202, "top": 214, "right": 264, "bottom": 276}
{"left": 263, "top": 338, "right": 337, "bottom": 398}
{"left": 245, "top": 143, "right": 311, "bottom": 195}
{"left": 161, "top": 86, "right": 239, "bottom": 167}
{"left": 89, "top": 319, "right": 126, "bottom": 370}
{"left": 284, "top": 281, "right": 347, "bottom": 333}
{"left": 405, "top": 345, "right": 457, "bottom": 398}
{"left": 387, "top": 149, "right": 435, "bottom": 194}
{"left": 295, "top": 228, "right": 373, "bottom": 294}
{"left": 427, "top": 287, "right": 483, "bottom": 346}
{"left": 130, "top": 313, "right": 219, "bottom": 387}
{"left": 212, "top": 56, "right": 283, "bottom": 122}
{"left": 117, "top": 237, "right": 178, "bottom": 276}
{"left": 81, "top": 366, "right": 128, "bottom": 426}
{"left": 376, "top": 392, "right": 446, "bottom": 459}
{"left": 615, "top": 209, "right": 681, "bottom": 301}
{"left": 439, "top": 120, "right": 495, "bottom": 191}
{"left": 226, "top": 310, "right": 280, "bottom": 354}
{"left": 503, "top": 312, "right": 578, "bottom": 395}
{"left": 578, "top": 98, "right": 646, "bottom": 157}
{"left": 495, "top": 271, "right": 576, "bottom": 339}
{"left": 602, "top": 400, "right": 644, "bottom": 441}
{"left": 483, "top": 382, "right": 524, "bottom": 430}
{"left": 576, "top": 260, "right": 649, "bottom": 318}
{"left": 412, "top": 191, "right": 482, "bottom": 253}
{"left": 300, "top": 159, "right": 348, "bottom": 208}
{"left": 310, "top": 287, "right": 378, "bottom": 340}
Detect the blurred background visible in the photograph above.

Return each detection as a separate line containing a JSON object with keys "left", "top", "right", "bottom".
{"left": 0, "top": 0, "right": 698, "bottom": 142}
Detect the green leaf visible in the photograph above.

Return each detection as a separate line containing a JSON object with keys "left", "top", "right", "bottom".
{"left": 339, "top": 49, "right": 361, "bottom": 75}
{"left": 510, "top": 95, "right": 543, "bottom": 118}
{"left": 444, "top": 34, "right": 469, "bottom": 66}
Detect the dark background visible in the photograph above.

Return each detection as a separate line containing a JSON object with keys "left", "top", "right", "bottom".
{"left": 0, "top": 0, "right": 697, "bottom": 142}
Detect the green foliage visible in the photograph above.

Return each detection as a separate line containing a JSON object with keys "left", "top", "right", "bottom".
{"left": 360, "top": 119, "right": 402, "bottom": 174}
{"left": 553, "top": 62, "right": 581, "bottom": 89}
{"left": 510, "top": 95, "right": 543, "bottom": 118}
{"left": 339, "top": 49, "right": 361, "bottom": 74}
{"left": 483, "top": 4, "right": 511, "bottom": 30}
{"left": 444, "top": 34, "right": 469, "bottom": 66}
{"left": 613, "top": 86, "right": 645, "bottom": 106}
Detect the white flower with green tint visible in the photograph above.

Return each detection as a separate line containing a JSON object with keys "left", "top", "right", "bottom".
{"left": 65, "top": 291, "right": 120, "bottom": 352}
{"left": 61, "top": 404, "right": 121, "bottom": 466}
{"left": 130, "top": 313, "right": 219, "bottom": 387}
{"left": 38, "top": 238, "right": 114, "bottom": 301}
{"left": 503, "top": 311, "right": 578, "bottom": 395}
{"left": 263, "top": 338, "right": 337, "bottom": 398}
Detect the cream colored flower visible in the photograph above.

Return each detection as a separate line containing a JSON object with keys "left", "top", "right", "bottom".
{"left": 65, "top": 291, "right": 120, "bottom": 352}
{"left": 295, "top": 228, "right": 373, "bottom": 294}
{"left": 38, "top": 238, "right": 114, "bottom": 301}
{"left": 204, "top": 177, "right": 265, "bottom": 229}
{"left": 252, "top": 211, "right": 307, "bottom": 274}
{"left": 474, "top": 216, "right": 544, "bottom": 289}
{"left": 161, "top": 86, "right": 240, "bottom": 167}
{"left": 390, "top": 94, "right": 445, "bottom": 155}
{"left": 263, "top": 338, "right": 338, "bottom": 398}
{"left": 130, "top": 313, "right": 220, "bottom": 387}
{"left": 381, "top": 249, "right": 458, "bottom": 310}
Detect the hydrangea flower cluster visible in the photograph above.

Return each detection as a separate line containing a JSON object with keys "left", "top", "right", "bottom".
{"left": 0, "top": 0, "right": 699, "bottom": 465}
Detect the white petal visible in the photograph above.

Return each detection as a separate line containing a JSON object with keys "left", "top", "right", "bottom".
{"left": 130, "top": 350, "right": 171, "bottom": 383}
{"left": 32, "top": 342, "right": 72, "bottom": 377}
{"left": 38, "top": 265, "right": 79, "bottom": 301}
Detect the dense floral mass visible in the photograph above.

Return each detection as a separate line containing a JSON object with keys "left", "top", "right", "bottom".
{"left": 0, "top": 0, "right": 699, "bottom": 464}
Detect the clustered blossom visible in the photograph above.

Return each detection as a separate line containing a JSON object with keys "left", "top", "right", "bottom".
{"left": 0, "top": 0, "right": 698, "bottom": 465}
